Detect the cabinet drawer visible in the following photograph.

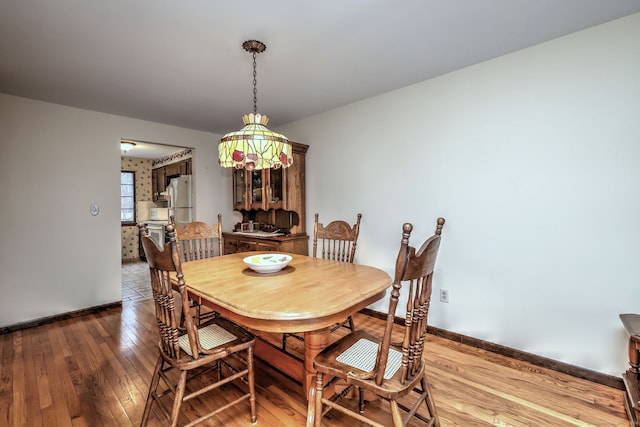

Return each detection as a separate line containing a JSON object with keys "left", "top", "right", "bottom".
{"left": 224, "top": 239, "right": 239, "bottom": 254}
{"left": 237, "top": 240, "right": 257, "bottom": 252}
{"left": 224, "top": 238, "right": 257, "bottom": 253}
{"left": 256, "top": 241, "right": 280, "bottom": 251}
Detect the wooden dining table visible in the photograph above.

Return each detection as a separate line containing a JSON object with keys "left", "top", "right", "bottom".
{"left": 178, "top": 252, "right": 392, "bottom": 396}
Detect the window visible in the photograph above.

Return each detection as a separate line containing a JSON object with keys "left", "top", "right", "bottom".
{"left": 121, "top": 171, "right": 135, "bottom": 224}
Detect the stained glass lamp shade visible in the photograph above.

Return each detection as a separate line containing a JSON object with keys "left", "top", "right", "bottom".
{"left": 218, "top": 113, "right": 292, "bottom": 170}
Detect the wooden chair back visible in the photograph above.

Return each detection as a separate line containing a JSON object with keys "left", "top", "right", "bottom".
{"left": 139, "top": 223, "right": 203, "bottom": 359}
{"left": 376, "top": 217, "right": 445, "bottom": 385}
{"left": 174, "top": 214, "right": 223, "bottom": 262}
{"left": 313, "top": 213, "right": 362, "bottom": 263}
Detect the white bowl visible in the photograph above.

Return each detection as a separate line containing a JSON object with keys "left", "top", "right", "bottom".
{"left": 243, "top": 254, "right": 292, "bottom": 274}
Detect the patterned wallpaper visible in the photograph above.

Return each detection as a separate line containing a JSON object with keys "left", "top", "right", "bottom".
{"left": 121, "top": 157, "right": 153, "bottom": 261}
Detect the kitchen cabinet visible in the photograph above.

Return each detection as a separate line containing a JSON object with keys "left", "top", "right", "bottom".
{"left": 152, "top": 167, "right": 167, "bottom": 202}
{"left": 152, "top": 158, "right": 192, "bottom": 202}
{"left": 223, "top": 232, "right": 309, "bottom": 255}
{"left": 164, "top": 162, "right": 181, "bottom": 178}
{"left": 182, "top": 158, "right": 192, "bottom": 175}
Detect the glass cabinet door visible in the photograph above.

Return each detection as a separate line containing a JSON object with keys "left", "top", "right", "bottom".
{"left": 250, "top": 170, "right": 264, "bottom": 209}
{"left": 233, "top": 169, "right": 247, "bottom": 209}
{"left": 232, "top": 167, "right": 288, "bottom": 211}
{"left": 267, "top": 168, "right": 286, "bottom": 209}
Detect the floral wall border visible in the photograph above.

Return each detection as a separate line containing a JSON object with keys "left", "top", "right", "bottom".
{"left": 152, "top": 148, "right": 193, "bottom": 167}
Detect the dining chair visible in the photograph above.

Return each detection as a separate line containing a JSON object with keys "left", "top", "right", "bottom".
{"left": 306, "top": 218, "right": 445, "bottom": 427}
{"left": 138, "top": 223, "right": 257, "bottom": 427}
{"left": 313, "top": 212, "right": 362, "bottom": 263}
{"left": 174, "top": 214, "right": 223, "bottom": 323}
{"left": 175, "top": 214, "right": 224, "bottom": 262}
{"left": 282, "top": 213, "right": 362, "bottom": 352}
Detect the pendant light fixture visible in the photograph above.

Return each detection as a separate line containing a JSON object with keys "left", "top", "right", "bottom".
{"left": 218, "top": 40, "right": 293, "bottom": 171}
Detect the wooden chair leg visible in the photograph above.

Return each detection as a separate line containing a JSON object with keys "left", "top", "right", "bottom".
{"left": 422, "top": 374, "right": 440, "bottom": 426}
{"left": 389, "top": 399, "right": 404, "bottom": 427}
{"left": 141, "top": 355, "right": 164, "bottom": 427}
{"left": 169, "top": 371, "right": 188, "bottom": 427}
{"left": 248, "top": 347, "right": 257, "bottom": 424}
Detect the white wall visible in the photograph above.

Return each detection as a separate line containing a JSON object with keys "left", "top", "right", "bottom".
{"left": 2, "top": 13, "right": 638, "bottom": 378}
{"left": 278, "top": 13, "right": 640, "bottom": 376}
{"left": 0, "top": 94, "right": 231, "bottom": 326}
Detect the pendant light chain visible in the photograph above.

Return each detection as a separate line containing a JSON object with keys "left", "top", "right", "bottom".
{"left": 242, "top": 39, "right": 266, "bottom": 115}
{"left": 252, "top": 50, "right": 258, "bottom": 114}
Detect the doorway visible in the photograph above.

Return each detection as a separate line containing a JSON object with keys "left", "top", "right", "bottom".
{"left": 120, "top": 140, "right": 192, "bottom": 263}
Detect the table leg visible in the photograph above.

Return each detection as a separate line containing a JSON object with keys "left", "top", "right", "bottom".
{"left": 303, "top": 327, "right": 330, "bottom": 397}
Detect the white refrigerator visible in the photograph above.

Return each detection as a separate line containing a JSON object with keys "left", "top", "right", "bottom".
{"left": 167, "top": 175, "right": 193, "bottom": 228}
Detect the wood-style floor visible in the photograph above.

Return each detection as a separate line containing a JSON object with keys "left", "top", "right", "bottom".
{"left": 0, "top": 261, "right": 630, "bottom": 426}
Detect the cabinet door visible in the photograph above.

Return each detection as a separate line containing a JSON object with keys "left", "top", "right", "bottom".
{"left": 153, "top": 167, "right": 168, "bottom": 201}
{"left": 157, "top": 168, "right": 167, "bottom": 200}
{"left": 181, "top": 159, "right": 192, "bottom": 175}
{"left": 165, "top": 162, "right": 181, "bottom": 178}
{"left": 152, "top": 169, "right": 159, "bottom": 201}
{"left": 224, "top": 238, "right": 239, "bottom": 254}
{"left": 249, "top": 170, "right": 267, "bottom": 210}
{"left": 233, "top": 169, "right": 248, "bottom": 210}
{"left": 283, "top": 142, "right": 306, "bottom": 216}
{"left": 265, "top": 168, "right": 286, "bottom": 210}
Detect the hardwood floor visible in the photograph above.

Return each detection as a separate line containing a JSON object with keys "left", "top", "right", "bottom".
{"left": 0, "top": 261, "right": 629, "bottom": 426}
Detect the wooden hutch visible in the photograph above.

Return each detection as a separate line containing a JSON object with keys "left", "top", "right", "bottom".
{"left": 621, "top": 313, "right": 640, "bottom": 426}
{"left": 223, "top": 141, "right": 309, "bottom": 255}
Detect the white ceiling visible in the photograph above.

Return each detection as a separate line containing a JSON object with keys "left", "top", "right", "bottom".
{"left": 2, "top": 1, "right": 640, "bottom": 157}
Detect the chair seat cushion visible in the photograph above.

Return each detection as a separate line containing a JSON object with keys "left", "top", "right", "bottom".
{"left": 337, "top": 338, "right": 402, "bottom": 380}
{"left": 178, "top": 323, "right": 237, "bottom": 356}
{"left": 315, "top": 330, "right": 424, "bottom": 398}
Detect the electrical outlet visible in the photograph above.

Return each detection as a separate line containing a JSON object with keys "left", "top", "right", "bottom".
{"left": 440, "top": 288, "right": 449, "bottom": 303}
